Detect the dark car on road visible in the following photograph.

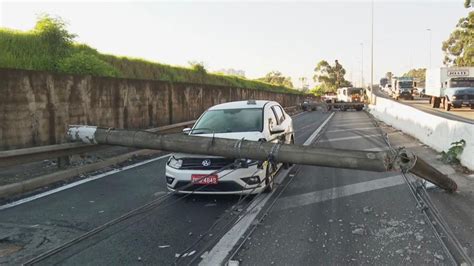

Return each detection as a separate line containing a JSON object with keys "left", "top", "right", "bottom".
{"left": 447, "top": 87, "right": 474, "bottom": 109}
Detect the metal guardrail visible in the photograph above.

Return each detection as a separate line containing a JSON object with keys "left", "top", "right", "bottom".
{"left": 0, "top": 106, "right": 301, "bottom": 168}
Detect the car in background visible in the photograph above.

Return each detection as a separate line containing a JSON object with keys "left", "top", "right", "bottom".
{"left": 165, "top": 100, "right": 294, "bottom": 195}
{"left": 445, "top": 87, "right": 474, "bottom": 110}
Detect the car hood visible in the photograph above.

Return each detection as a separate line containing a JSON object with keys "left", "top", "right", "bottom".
{"left": 171, "top": 131, "right": 265, "bottom": 159}
{"left": 446, "top": 87, "right": 474, "bottom": 98}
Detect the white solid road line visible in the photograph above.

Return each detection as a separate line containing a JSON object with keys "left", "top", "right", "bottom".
{"left": 199, "top": 112, "right": 335, "bottom": 266}
{"left": 325, "top": 127, "right": 377, "bottom": 133}
{"left": 304, "top": 112, "right": 335, "bottom": 145}
{"left": 0, "top": 154, "right": 171, "bottom": 211}
{"left": 318, "top": 132, "right": 397, "bottom": 143}
{"left": 330, "top": 121, "right": 374, "bottom": 127}
{"left": 273, "top": 174, "right": 405, "bottom": 212}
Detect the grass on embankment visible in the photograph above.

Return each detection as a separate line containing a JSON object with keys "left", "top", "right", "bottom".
{"left": 0, "top": 25, "right": 301, "bottom": 95}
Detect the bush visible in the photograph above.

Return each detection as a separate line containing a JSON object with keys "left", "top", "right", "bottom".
{"left": 57, "top": 51, "right": 120, "bottom": 77}
{"left": 441, "top": 139, "right": 466, "bottom": 164}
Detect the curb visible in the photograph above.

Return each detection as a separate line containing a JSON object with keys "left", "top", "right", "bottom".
{"left": 0, "top": 149, "right": 159, "bottom": 199}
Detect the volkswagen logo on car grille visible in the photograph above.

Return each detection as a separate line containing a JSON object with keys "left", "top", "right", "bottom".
{"left": 202, "top": 159, "right": 211, "bottom": 167}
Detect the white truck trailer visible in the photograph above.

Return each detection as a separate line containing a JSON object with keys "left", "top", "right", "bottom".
{"left": 425, "top": 67, "right": 474, "bottom": 111}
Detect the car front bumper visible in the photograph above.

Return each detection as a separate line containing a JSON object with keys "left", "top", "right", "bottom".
{"left": 452, "top": 99, "right": 474, "bottom": 106}
{"left": 165, "top": 164, "right": 267, "bottom": 195}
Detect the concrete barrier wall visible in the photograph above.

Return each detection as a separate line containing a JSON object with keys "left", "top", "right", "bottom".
{"left": 369, "top": 96, "right": 474, "bottom": 170}
{"left": 0, "top": 68, "right": 304, "bottom": 150}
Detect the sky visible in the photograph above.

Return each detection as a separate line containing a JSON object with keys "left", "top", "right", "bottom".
{"left": 0, "top": 0, "right": 470, "bottom": 88}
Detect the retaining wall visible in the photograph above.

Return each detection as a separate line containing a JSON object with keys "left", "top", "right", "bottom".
{"left": 369, "top": 96, "right": 474, "bottom": 170}
{"left": 0, "top": 68, "right": 304, "bottom": 150}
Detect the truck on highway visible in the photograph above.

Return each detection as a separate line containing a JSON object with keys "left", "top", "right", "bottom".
{"left": 425, "top": 67, "right": 474, "bottom": 111}
{"left": 336, "top": 87, "right": 364, "bottom": 111}
{"left": 390, "top": 77, "right": 416, "bottom": 100}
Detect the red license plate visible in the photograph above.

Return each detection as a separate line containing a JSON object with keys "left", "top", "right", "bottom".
{"left": 191, "top": 174, "right": 218, "bottom": 185}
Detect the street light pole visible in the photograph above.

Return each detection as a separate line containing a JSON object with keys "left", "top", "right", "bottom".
{"left": 360, "top": 42, "right": 364, "bottom": 87}
{"left": 427, "top": 28, "right": 432, "bottom": 69}
{"left": 370, "top": 0, "right": 374, "bottom": 93}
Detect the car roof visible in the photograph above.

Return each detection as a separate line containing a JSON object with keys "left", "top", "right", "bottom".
{"left": 208, "top": 100, "right": 275, "bottom": 110}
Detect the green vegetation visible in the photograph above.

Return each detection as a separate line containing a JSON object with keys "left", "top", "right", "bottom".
{"left": 0, "top": 15, "right": 301, "bottom": 95}
{"left": 256, "top": 71, "right": 294, "bottom": 88}
{"left": 310, "top": 60, "right": 352, "bottom": 96}
{"left": 403, "top": 68, "right": 426, "bottom": 86}
{"left": 441, "top": 139, "right": 466, "bottom": 164}
{"left": 442, "top": 9, "right": 473, "bottom": 67}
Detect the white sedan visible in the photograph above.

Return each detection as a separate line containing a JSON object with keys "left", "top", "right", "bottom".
{"left": 165, "top": 100, "right": 294, "bottom": 195}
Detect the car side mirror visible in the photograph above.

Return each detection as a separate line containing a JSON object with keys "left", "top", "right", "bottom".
{"left": 183, "top": 128, "right": 191, "bottom": 134}
{"left": 270, "top": 124, "right": 285, "bottom": 134}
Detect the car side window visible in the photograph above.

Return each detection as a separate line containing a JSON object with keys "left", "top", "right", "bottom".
{"left": 276, "top": 106, "right": 286, "bottom": 121}
{"left": 272, "top": 106, "right": 284, "bottom": 124}
{"left": 268, "top": 108, "right": 278, "bottom": 128}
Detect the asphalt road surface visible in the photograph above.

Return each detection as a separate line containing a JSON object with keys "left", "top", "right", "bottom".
{"left": 233, "top": 111, "right": 448, "bottom": 265}
{"left": 375, "top": 89, "right": 473, "bottom": 124}
{"left": 0, "top": 111, "right": 330, "bottom": 265}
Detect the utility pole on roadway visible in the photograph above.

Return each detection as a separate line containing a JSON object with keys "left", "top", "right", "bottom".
{"left": 67, "top": 125, "right": 458, "bottom": 193}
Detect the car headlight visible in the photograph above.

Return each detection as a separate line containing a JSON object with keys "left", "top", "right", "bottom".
{"left": 452, "top": 95, "right": 457, "bottom": 100}
{"left": 168, "top": 156, "right": 183, "bottom": 169}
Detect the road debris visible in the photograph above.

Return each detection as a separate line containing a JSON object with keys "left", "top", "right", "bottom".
{"left": 414, "top": 232, "right": 424, "bottom": 242}
{"left": 434, "top": 252, "right": 445, "bottom": 261}
{"left": 362, "top": 206, "right": 373, "bottom": 214}
{"left": 352, "top": 228, "right": 366, "bottom": 236}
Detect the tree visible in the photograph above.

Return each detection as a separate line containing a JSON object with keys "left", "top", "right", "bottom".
{"left": 257, "top": 71, "right": 293, "bottom": 88}
{"left": 188, "top": 61, "right": 207, "bottom": 75}
{"left": 313, "top": 60, "right": 352, "bottom": 93}
{"left": 442, "top": 10, "right": 473, "bottom": 66}
{"left": 465, "top": 0, "right": 471, "bottom": 8}
{"left": 403, "top": 68, "right": 426, "bottom": 87}
{"left": 309, "top": 84, "right": 329, "bottom": 96}
{"left": 299, "top": 77, "right": 309, "bottom": 93}
{"left": 33, "top": 14, "right": 77, "bottom": 70}
{"left": 34, "top": 14, "right": 76, "bottom": 50}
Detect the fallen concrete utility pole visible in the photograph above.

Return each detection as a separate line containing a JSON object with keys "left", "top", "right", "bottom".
{"left": 67, "top": 126, "right": 457, "bottom": 192}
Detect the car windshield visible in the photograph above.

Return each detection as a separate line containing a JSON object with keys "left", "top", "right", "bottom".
{"left": 399, "top": 81, "right": 413, "bottom": 88}
{"left": 453, "top": 88, "right": 474, "bottom": 95}
{"left": 348, "top": 88, "right": 363, "bottom": 95}
{"left": 451, "top": 79, "right": 474, "bottom": 88}
{"left": 192, "top": 108, "right": 263, "bottom": 134}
